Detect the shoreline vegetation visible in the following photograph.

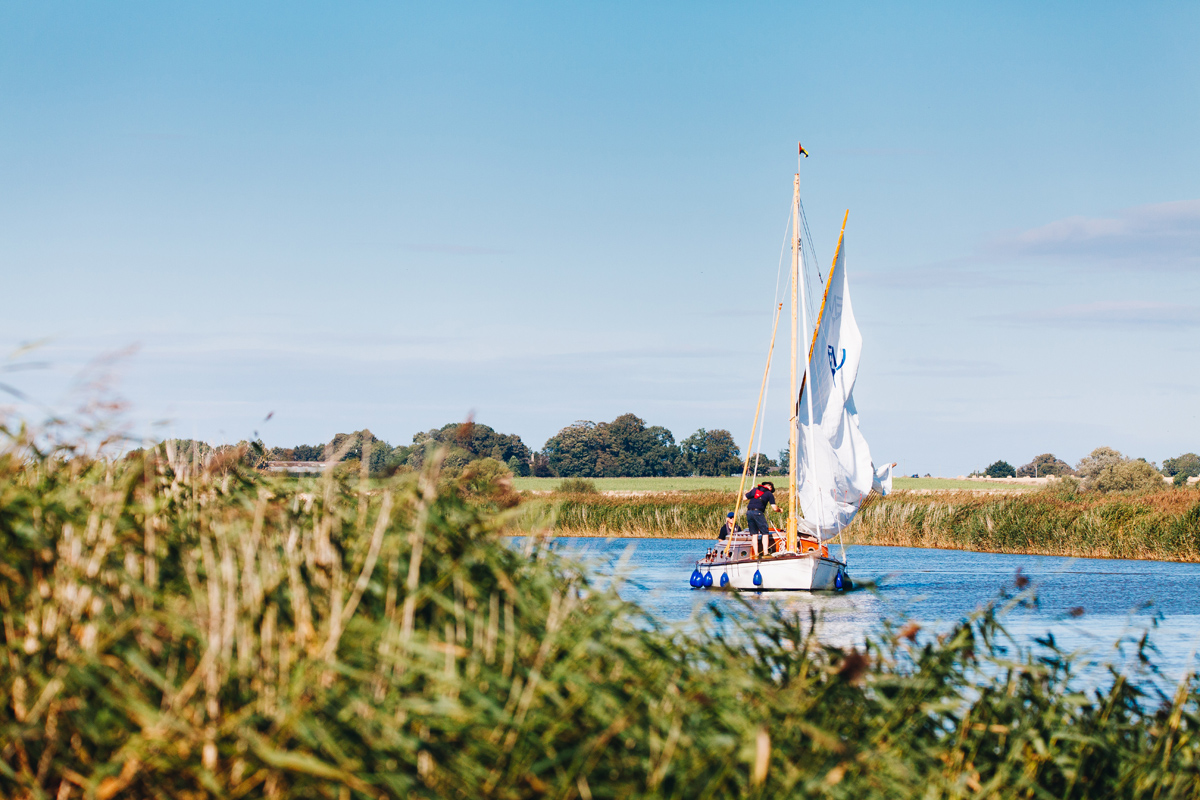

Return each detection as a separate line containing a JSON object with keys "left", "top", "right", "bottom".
{"left": 511, "top": 475, "right": 1044, "bottom": 494}
{"left": 6, "top": 434, "right": 1200, "bottom": 796}
{"left": 531, "top": 486, "right": 1200, "bottom": 563}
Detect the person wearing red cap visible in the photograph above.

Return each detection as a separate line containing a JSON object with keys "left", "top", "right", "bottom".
{"left": 744, "top": 480, "right": 779, "bottom": 539}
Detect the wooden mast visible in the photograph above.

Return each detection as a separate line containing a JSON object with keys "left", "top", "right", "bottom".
{"left": 787, "top": 169, "right": 800, "bottom": 553}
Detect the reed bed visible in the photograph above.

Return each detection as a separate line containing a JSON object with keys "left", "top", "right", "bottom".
{"left": 539, "top": 487, "right": 1200, "bottom": 562}
{"left": 847, "top": 488, "right": 1200, "bottom": 561}
{"left": 5, "top": 433, "right": 1200, "bottom": 798}
{"left": 547, "top": 491, "right": 739, "bottom": 538}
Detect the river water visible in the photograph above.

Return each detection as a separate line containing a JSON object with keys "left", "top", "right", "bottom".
{"left": 543, "top": 537, "right": 1200, "bottom": 684}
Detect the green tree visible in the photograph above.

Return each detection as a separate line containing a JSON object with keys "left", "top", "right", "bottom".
{"left": 745, "top": 452, "right": 778, "bottom": 474}
{"left": 540, "top": 414, "right": 684, "bottom": 477}
{"left": 458, "top": 457, "right": 519, "bottom": 508}
{"left": 289, "top": 443, "right": 325, "bottom": 461}
{"left": 644, "top": 425, "right": 684, "bottom": 476}
{"left": 322, "top": 430, "right": 397, "bottom": 477}
{"left": 1076, "top": 447, "right": 1125, "bottom": 487}
{"left": 162, "top": 439, "right": 213, "bottom": 467}
{"left": 224, "top": 440, "right": 269, "bottom": 469}
{"left": 530, "top": 452, "right": 554, "bottom": 477}
{"left": 603, "top": 414, "right": 682, "bottom": 477}
{"left": 1076, "top": 447, "right": 1164, "bottom": 492}
{"left": 541, "top": 420, "right": 604, "bottom": 477}
{"left": 506, "top": 455, "right": 525, "bottom": 476}
{"left": 409, "top": 422, "right": 532, "bottom": 474}
{"left": 983, "top": 460, "right": 1016, "bottom": 478}
{"left": 1092, "top": 458, "right": 1164, "bottom": 493}
{"left": 1016, "top": 453, "right": 1075, "bottom": 478}
{"left": 1163, "top": 452, "right": 1200, "bottom": 485}
{"left": 680, "top": 428, "right": 742, "bottom": 476}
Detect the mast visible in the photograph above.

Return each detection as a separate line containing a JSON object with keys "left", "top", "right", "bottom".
{"left": 787, "top": 165, "right": 800, "bottom": 552}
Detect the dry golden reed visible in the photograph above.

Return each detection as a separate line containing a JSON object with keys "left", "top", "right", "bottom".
{"left": 539, "top": 487, "right": 1200, "bottom": 562}
{"left": 846, "top": 488, "right": 1200, "bottom": 562}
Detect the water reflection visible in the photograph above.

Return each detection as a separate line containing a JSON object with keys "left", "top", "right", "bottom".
{"left": 530, "top": 537, "right": 1200, "bottom": 682}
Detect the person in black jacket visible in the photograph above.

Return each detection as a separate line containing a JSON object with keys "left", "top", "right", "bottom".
{"left": 744, "top": 481, "right": 779, "bottom": 538}
{"left": 718, "top": 511, "right": 741, "bottom": 540}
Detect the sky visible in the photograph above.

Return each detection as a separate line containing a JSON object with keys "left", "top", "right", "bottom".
{"left": 1, "top": 1, "right": 1198, "bottom": 476}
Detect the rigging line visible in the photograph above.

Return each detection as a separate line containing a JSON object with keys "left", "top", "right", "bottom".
{"left": 756, "top": 203, "right": 792, "bottom": 479}
{"left": 797, "top": 199, "right": 823, "bottom": 304}
{"left": 798, "top": 198, "right": 823, "bottom": 283}
{"left": 727, "top": 298, "right": 784, "bottom": 557}
{"left": 752, "top": 347, "right": 774, "bottom": 486}
{"left": 797, "top": 199, "right": 823, "bottom": 336}
{"left": 749, "top": 311, "right": 779, "bottom": 489}
{"left": 728, "top": 202, "right": 792, "bottom": 555}
{"left": 772, "top": 204, "right": 793, "bottom": 319}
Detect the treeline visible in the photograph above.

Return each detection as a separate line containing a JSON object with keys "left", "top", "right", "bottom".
{"left": 538, "top": 414, "right": 744, "bottom": 477}
{"left": 269, "top": 423, "right": 532, "bottom": 477}
{"left": 977, "top": 447, "right": 1200, "bottom": 491}
{"left": 199, "top": 413, "right": 768, "bottom": 479}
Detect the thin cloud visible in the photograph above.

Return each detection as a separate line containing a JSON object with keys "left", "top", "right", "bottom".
{"left": 885, "top": 357, "right": 1011, "bottom": 379}
{"left": 855, "top": 263, "right": 1034, "bottom": 289}
{"left": 687, "top": 307, "right": 775, "bottom": 318}
{"left": 987, "top": 199, "right": 1200, "bottom": 269}
{"left": 403, "top": 243, "right": 513, "bottom": 256}
{"left": 823, "top": 147, "right": 936, "bottom": 157}
{"left": 528, "top": 346, "right": 740, "bottom": 365}
{"left": 995, "top": 300, "right": 1200, "bottom": 328}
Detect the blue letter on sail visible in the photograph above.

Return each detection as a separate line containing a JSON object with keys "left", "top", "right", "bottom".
{"left": 827, "top": 345, "right": 846, "bottom": 377}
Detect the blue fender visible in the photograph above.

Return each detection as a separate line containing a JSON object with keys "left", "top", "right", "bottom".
{"left": 703, "top": 571, "right": 713, "bottom": 588}
{"left": 690, "top": 568, "right": 702, "bottom": 588}
{"left": 835, "top": 570, "right": 844, "bottom": 590}
{"left": 752, "top": 569, "right": 763, "bottom": 587}
{"left": 719, "top": 572, "right": 729, "bottom": 588}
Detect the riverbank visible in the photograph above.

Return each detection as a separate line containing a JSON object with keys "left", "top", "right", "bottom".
{"left": 848, "top": 488, "right": 1200, "bottom": 562}
{"left": 532, "top": 487, "right": 1200, "bottom": 562}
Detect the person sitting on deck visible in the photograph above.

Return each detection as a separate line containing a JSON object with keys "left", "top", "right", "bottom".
{"left": 744, "top": 481, "right": 779, "bottom": 539}
{"left": 718, "top": 511, "right": 741, "bottom": 540}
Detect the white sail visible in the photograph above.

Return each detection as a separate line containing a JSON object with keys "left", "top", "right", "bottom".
{"left": 796, "top": 233, "right": 889, "bottom": 541}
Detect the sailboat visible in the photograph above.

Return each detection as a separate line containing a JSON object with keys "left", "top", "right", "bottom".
{"left": 691, "top": 144, "right": 893, "bottom": 592}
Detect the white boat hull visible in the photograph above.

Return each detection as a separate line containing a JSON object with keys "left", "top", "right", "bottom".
{"left": 696, "top": 552, "right": 846, "bottom": 592}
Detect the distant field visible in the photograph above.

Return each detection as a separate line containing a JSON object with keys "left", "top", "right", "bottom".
{"left": 512, "top": 476, "right": 1036, "bottom": 493}
{"left": 893, "top": 477, "right": 1039, "bottom": 492}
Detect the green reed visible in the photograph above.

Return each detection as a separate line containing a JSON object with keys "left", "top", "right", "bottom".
{"left": 547, "top": 491, "right": 737, "bottom": 538}
{"left": 3, "top": 430, "right": 1200, "bottom": 799}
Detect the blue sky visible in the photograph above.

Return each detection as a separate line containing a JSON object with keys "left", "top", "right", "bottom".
{"left": 1, "top": 1, "right": 1198, "bottom": 475}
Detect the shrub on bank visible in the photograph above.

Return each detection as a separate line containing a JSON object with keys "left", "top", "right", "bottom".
{"left": 556, "top": 477, "right": 599, "bottom": 494}
{"left": 1075, "top": 446, "right": 1163, "bottom": 492}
